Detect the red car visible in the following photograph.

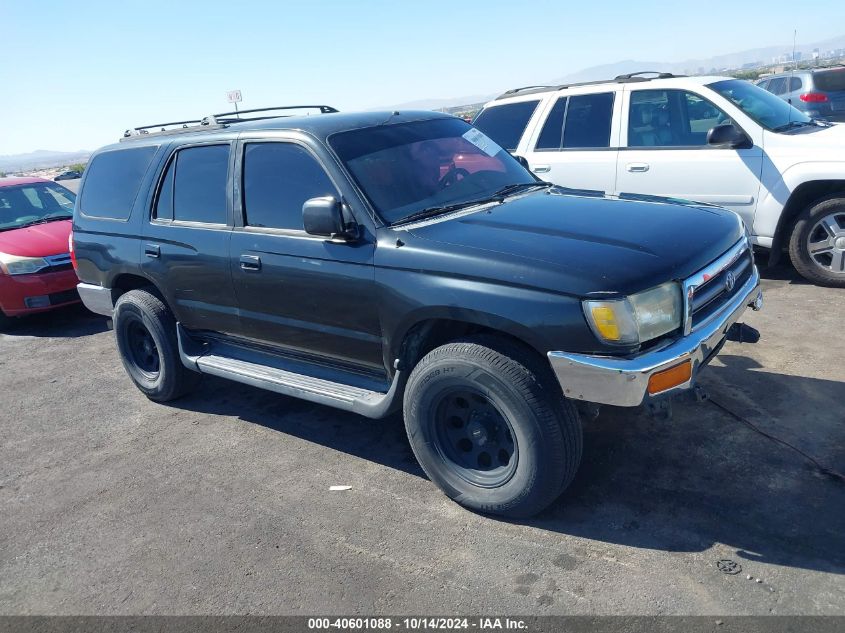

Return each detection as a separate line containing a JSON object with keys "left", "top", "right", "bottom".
{"left": 0, "top": 177, "right": 80, "bottom": 328}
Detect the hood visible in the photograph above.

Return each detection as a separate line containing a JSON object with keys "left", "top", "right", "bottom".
{"left": 396, "top": 190, "right": 743, "bottom": 297}
{"left": 0, "top": 219, "right": 72, "bottom": 257}
{"left": 766, "top": 121, "right": 845, "bottom": 154}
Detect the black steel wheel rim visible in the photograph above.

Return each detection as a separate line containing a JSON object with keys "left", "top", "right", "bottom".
{"left": 431, "top": 388, "right": 518, "bottom": 488}
{"left": 124, "top": 317, "right": 160, "bottom": 377}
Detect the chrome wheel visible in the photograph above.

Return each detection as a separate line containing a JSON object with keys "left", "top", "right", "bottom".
{"left": 806, "top": 211, "right": 845, "bottom": 275}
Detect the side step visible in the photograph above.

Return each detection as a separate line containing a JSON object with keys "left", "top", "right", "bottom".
{"left": 176, "top": 324, "right": 404, "bottom": 419}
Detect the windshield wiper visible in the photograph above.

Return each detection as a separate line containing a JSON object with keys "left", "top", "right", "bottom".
{"left": 16, "top": 214, "right": 72, "bottom": 229}
{"left": 491, "top": 182, "right": 552, "bottom": 198}
{"left": 392, "top": 196, "right": 503, "bottom": 226}
{"left": 391, "top": 182, "right": 552, "bottom": 226}
{"left": 771, "top": 120, "right": 815, "bottom": 132}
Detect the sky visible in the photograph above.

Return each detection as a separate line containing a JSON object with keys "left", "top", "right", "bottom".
{"left": 2, "top": 0, "right": 844, "bottom": 155}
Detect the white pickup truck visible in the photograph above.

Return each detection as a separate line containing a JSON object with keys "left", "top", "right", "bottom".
{"left": 473, "top": 72, "right": 845, "bottom": 286}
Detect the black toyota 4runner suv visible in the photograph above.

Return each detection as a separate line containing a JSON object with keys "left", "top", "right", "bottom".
{"left": 73, "top": 105, "right": 763, "bottom": 517}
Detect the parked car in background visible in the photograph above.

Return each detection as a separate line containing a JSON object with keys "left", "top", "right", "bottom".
{"left": 54, "top": 170, "right": 83, "bottom": 181}
{"left": 0, "top": 177, "right": 79, "bottom": 328}
{"left": 72, "top": 106, "right": 761, "bottom": 517}
{"left": 473, "top": 72, "right": 845, "bottom": 286}
{"left": 756, "top": 67, "right": 845, "bottom": 122}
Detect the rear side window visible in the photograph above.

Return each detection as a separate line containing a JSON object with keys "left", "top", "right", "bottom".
{"left": 80, "top": 146, "right": 157, "bottom": 219}
{"left": 789, "top": 77, "right": 803, "bottom": 92}
{"left": 814, "top": 69, "right": 845, "bottom": 91}
{"left": 155, "top": 145, "right": 229, "bottom": 224}
{"left": 242, "top": 143, "right": 338, "bottom": 230}
{"left": 472, "top": 100, "right": 539, "bottom": 151}
{"left": 563, "top": 93, "right": 614, "bottom": 148}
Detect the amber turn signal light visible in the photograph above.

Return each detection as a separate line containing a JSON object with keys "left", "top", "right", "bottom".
{"left": 647, "top": 360, "right": 692, "bottom": 395}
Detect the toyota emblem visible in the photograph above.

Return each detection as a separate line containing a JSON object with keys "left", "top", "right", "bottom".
{"left": 725, "top": 271, "right": 736, "bottom": 292}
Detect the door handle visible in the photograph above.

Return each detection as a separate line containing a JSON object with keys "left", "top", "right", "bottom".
{"left": 532, "top": 164, "right": 551, "bottom": 173}
{"left": 239, "top": 254, "right": 262, "bottom": 271}
{"left": 626, "top": 163, "right": 650, "bottom": 173}
{"left": 144, "top": 244, "right": 160, "bottom": 258}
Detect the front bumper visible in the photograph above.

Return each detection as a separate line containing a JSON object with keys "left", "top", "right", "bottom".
{"left": 548, "top": 267, "right": 762, "bottom": 407}
{"left": 0, "top": 268, "right": 80, "bottom": 317}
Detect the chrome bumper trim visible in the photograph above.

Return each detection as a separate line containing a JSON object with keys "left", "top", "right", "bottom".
{"left": 548, "top": 267, "right": 762, "bottom": 407}
{"left": 76, "top": 282, "right": 114, "bottom": 317}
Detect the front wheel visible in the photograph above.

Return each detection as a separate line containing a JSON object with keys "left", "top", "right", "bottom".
{"left": 403, "top": 336, "right": 582, "bottom": 518}
{"left": 788, "top": 196, "right": 845, "bottom": 287}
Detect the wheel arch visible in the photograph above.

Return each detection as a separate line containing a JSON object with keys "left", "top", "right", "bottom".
{"left": 109, "top": 272, "right": 168, "bottom": 307}
{"left": 769, "top": 179, "right": 845, "bottom": 265}
{"left": 389, "top": 308, "right": 549, "bottom": 376}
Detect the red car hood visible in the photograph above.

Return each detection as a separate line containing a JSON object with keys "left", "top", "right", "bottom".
{"left": 0, "top": 219, "right": 72, "bottom": 257}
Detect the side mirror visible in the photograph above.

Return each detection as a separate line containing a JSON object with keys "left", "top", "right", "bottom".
{"left": 302, "top": 196, "right": 357, "bottom": 240}
{"left": 707, "top": 123, "right": 752, "bottom": 149}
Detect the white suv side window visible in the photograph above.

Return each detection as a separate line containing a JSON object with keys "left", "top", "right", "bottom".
{"left": 628, "top": 90, "right": 730, "bottom": 148}
{"left": 472, "top": 100, "right": 540, "bottom": 152}
{"left": 535, "top": 93, "right": 615, "bottom": 151}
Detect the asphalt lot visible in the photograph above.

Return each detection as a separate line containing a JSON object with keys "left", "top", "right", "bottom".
{"left": 57, "top": 178, "right": 80, "bottom": 194}
{"left": 0, "top": 262, "right": 843, "bottom": 615}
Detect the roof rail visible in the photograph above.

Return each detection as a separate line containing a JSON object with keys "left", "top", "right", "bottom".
{"left": 493, "top": 72, "right": 686, "bottom": 101}
{"left": 499, "top": 85, "right": 556, "bottom": 97}
{"left": 121, "top": 104, "right": 339, "bottom": 141}
{"left": 614, "top": 71, "right": 683, "bottom": 80}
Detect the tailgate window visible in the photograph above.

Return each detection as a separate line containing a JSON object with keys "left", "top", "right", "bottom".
{"left": 814, "top": 70, "right": 845, "bottom": 92}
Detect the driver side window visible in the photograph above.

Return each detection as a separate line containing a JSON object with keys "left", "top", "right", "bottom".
{"left": 628, "top": 89, "right": 731, "bottom": 148}
{"left": 242, "top": 143, "right": 339, "bottom": 231}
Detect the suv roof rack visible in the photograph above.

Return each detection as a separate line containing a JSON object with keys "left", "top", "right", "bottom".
{"left": 494, "top": 72, "right": 686, "bottom": 100}
{"left": 121, "top": 105, "right": 339, "bottom": 141}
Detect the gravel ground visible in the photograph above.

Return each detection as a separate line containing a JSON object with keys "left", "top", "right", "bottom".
{"left": 0, "top": 262, "right": 843, "bottom": 615}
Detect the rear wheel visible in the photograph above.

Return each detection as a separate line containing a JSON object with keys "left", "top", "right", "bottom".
{"left": 113, "top": 289, "right": 199, "bottom": 401}
{"left": 403, "top": 336, "right": 582, "bottom": 518}
{"left": 788, "top": 196, "right": 845, "bottom": 287}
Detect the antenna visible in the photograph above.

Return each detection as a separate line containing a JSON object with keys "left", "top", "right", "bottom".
{"left": 788, "top": 29, "right": 797, "bottom": 124}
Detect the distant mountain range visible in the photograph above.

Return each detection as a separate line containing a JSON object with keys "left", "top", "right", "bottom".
{"left": 0, "top": 149, "right": 91, "bottom": 173}
{"left": 383, "top": 34, "right": 845, "bottom": 111}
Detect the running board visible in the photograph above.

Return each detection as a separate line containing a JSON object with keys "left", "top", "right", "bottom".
{"left": 176, "top": 324, "right": 404, "bottom": 419}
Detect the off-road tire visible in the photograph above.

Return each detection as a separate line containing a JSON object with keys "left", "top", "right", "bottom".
{"left": 403, "top": 335, "right": 582, "bottom": 518}
{"left": 788, "top": 195, "right": 845, "bottom": 287}
{"left": 113, "top": 289, "right": 199, "bottom": 401}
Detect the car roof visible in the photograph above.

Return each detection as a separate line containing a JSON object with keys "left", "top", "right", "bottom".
{"left": 104, "top": 110, "right": 455, "bottom": 153}
{"left": 489, "top": 75, "right": 733, "bottom": 103}
{"left": 0, "top": 176, "right": 49, "bottom": 188}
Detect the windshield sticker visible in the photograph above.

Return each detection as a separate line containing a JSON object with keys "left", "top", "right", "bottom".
{"left": 462, "top": 128, "right": 501, "bottom": 157}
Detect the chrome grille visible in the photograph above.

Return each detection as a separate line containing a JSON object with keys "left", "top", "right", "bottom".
{"left": 44, "top": 253, "right": 73, "bottom": 272}
{"left": 683, "top": 238, "right": 753, "bottom": 335}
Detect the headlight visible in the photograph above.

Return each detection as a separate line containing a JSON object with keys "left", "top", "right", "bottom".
{"left": 583, "top": 281, "right": 682, "bottom": 346}
{"left": 0, "top": 253, "right": 50, "bottom": 276}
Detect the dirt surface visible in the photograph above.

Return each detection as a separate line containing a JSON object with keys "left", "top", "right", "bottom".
{"left": 0, "top": 263, "right": 843, "bottom": 615}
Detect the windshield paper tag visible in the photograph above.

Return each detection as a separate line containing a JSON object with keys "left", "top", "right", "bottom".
{"left": 462, "top": 128, "right": 501, "bottom": 157}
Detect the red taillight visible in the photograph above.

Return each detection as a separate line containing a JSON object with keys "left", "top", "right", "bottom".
{"left": 68, "top": 230, "right": 78, "bottom": 272}
{"left": 799, "top": 92, "right": 829, "bottom": 103}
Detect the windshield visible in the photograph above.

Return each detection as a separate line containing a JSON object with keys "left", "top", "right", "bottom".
{"left": 329, "top": 118, "right": 536, "bottom": 224}
{"left": 708, "top": 79, "right": 812, "bottom": 131}
{"left": 0, "top": 182, "right": 76, "bottom": 231}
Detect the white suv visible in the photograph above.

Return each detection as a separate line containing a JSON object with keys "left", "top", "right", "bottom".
{"left": 473, "top": 72, "right": 845, "bottom": 286}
